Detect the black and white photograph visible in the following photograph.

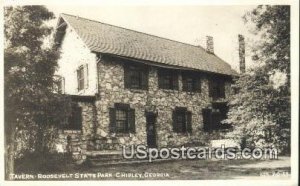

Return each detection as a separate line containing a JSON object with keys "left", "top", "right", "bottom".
{"left": 1, "top": 0, "right": 299, "bottom": 185}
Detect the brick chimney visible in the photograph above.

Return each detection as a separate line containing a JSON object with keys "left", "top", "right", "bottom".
{"left": 238, "top": 34, "right": 246, "bottom": 73}
{"left": 206, "top": 36, "right": 214, "bottom": 54}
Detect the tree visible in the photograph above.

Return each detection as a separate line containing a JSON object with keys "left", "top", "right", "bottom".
{"left": 4, "top": 6, "right": 69, "bottom": 179}
{"left": 225, "top": 5, "right": 290, "bottom": 153}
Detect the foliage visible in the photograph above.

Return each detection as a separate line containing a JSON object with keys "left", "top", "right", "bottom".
{"left": 4, "top": 6, "right": 71, "bottom": 159}
{"left": 225, "top": 5, "right": 290, "bottom": 154}
{"left": 15, "top": 151, "right": 73, "bottom": 174}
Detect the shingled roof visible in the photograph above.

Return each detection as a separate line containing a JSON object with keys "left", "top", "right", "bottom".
{"left": 58, "top": 13, "right": 237, "bottom": 76}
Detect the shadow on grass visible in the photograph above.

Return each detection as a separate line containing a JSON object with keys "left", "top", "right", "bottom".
{"left": 14, "top": 153, "right": 291, "bottom": 180}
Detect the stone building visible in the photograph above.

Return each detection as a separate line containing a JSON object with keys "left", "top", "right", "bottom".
{"left": 53, "top": 14, "right": 239, "bottom": 161}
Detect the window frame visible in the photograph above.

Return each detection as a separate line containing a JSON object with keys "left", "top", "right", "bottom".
{"left": 65, "top": 104, "right": 82, "bottom": 131}
{"left": 182, "top": 72, "right": 201, "bottom": 92}
{"left": 109, "top": 103, "right": 135, "bottom": 134}
{"left": 57, "top": 77, "right": 65, "bottom": 94}
{"left": 158, "top": 69, "right": 179, "bottom": 90}
{"left": 53, "top": 75, "right": 65, "bottom": 94}
{"left": 173, "top": 107, "right": 192, "bottom": 134}
{"left": 115, "top": 107, "right": 129, "bottom": 133}
{"left": 124, "top": 64, "right": 149, "bottom": 90}
{"left": 77, "top": 65, "right": 85, "bottom": 91}
{"left": 209, "top": 78, "right": 225, "bottom": 99}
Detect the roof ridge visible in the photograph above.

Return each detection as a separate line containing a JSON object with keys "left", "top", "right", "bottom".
{"left": 60, "top": 13, "right": 209, "bottom": 51}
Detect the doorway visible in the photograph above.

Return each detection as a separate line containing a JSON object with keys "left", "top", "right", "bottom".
{"left": 146, "top": 112, "right": 157, "bottom": 148}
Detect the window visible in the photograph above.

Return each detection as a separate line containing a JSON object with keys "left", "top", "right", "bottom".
{"left": 77, "top": 66, "right": 85, "bottom": 91}
{"left": 77, "top": 64, "right": 88, "bottom": 91}
{"left": 57, "top": 77, "right": 65, "bottom": 94}
{"left": 109, "top": 103, "right": 135, "bottom": 133}
{"left": 124, "top": 64, "right": 148, "bottom": 90}
{"left": 202, "top": 103, "right": 231, "bottom": 132}
{"left": 53, "top": 75, "right": 65, "bottom": 94}
{"left": 158, "top": 69, "right": 178, "bottom": 90}
{"left": 209, "top": 78, "right": 225, "bottom": 99}
{"left": 116, "top": 109, "right": 127, "bottom": 132}
{"left": 182, "top": 72, "right": 201, "bottom": 92}
{"left": 65, "top": 104, "right": 82, "bottom": 130}
{"left": 172, "top": 107, "right": 192, "bottom": 133}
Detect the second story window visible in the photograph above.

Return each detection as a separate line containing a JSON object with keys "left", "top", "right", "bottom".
{"left": 77, "top": 64, "right": 88, "bottom": 91}
{"left": 182, "top": 72, "right": 201, "bottom": 92}
{"left": 158, "top": 69, "right": 178, "bottom": 90}
{"left": 209, "top": 78, "right": 225, "bottom": 99}
{"left": 124, "top": 64, "right": 148, "bottom": 90}
{"left": 53, "top": 75, "right": 65, "bottom": 94}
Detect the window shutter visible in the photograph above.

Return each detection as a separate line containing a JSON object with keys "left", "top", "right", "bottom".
{"left": 220, "top": 81, "right": 225, "bottom": 98}
{"left": 109, "top": 108, "right": 116, "bottom": 133}
{"left": 172, "top": 72, "right": 179, "bottom": 90}
{"left": 172, "top": 110, "right": 178, "bottom": 132}
{"left": 124, "top": 66, "right": 130, "bottom": 88}
{"left": 195, "top": 78, "right": 201, "bottom": 92}
{"left": 128, "top": 108, "right": 136, "bottom": 133}
{"left": 77, "top": 69, "right": 80, "bottom": 91}
{"left": 68, "top": 105, "right": 82, "bottom": 130}
{"left": 75, "top": 106, "right": 82, "bottom": 130}
{"left": 209, "top": 80, "right": 214, "bottom": 97}
{"left": 61, "top": 77, "right": 65, "bottom": 94}
{"left": 84, "top": 64, "right": 89, "bottom": 89}
{"left": 186, "top": 111, "right": 192, "bottom": 133}
{"left": 182, "top": 75, "right": 187, "bottom": 91}
{"left": 140, "top": 69, "right": 149, "bottom": 90}
{"left": 202, "top": 108, "right": 212, "bottom": 131}
{"left": 158, "top": 71, "right": 163, "bottom": 88}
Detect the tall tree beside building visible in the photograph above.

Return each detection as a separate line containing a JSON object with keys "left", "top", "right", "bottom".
{"left": 4, "top": 6, "right": 68, "bottom": 178}
{"left": 225, "top": 5, "right": 290, "bottom": 153}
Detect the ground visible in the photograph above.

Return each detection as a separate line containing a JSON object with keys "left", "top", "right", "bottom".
{"left": 14, "top": 154, "right": 290, "bottom": 180}
{"left": 48, "top": 156, "right": 290, "bottom": 180}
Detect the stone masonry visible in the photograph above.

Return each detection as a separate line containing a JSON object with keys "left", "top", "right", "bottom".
{"left": 92, "top": 55, "right": 230, "bottom": 150}
{"left": 56, "top": 54, "right": 232, "bottom": 161}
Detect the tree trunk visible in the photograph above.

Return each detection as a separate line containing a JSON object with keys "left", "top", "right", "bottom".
{"left": 36, "top": 125, "right": 44, "bottom": 152}
{"left": 5, "top": 129, "right": 16, "bottom": 180}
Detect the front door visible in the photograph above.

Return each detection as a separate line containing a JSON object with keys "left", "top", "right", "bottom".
{"left": 146, "top": 112, "right": 157, "bottom": 148}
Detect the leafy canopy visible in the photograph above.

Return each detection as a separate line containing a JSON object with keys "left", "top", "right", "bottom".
{"left": 225, "top": 5, "right": 290, "bottom": 153}
{"left": 4, "top": 6, "right": 70, "bottom": 154}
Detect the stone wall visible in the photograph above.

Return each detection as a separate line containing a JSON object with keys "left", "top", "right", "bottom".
{"left": 89, "top": 55, "right": 232, "bottom": 150}
{"left": 54, "top": 101, "right": 96, "bottom": 162}
{"left": 54, "top": 53, "right": 233, "bottom": 160}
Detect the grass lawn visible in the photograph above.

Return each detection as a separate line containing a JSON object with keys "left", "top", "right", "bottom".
{"left": 30, "top": 156, "right": 290, "bottom": 180}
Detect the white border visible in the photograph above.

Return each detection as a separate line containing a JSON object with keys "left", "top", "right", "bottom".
{"left": 0, "top": 0, "right": 298, "bottom": 186}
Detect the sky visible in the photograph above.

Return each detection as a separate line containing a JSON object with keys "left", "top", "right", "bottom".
{"left": 46, "top": 5, "right": 256, "bottom": 72}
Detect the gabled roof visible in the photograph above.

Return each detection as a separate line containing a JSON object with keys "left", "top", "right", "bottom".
{"left": 58, "top": 13, "right": 237, "bottom": 76}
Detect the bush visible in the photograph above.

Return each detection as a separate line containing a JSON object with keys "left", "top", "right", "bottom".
{"left": 15, "top": 151, "right": 73, "bottom": 174}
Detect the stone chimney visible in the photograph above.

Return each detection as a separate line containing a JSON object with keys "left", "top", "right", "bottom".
{"left": 206, "top": 36, "right": 214, "bottom": 54}
{"left": 238, "top": 34, "right": 246, "bottom": 73}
